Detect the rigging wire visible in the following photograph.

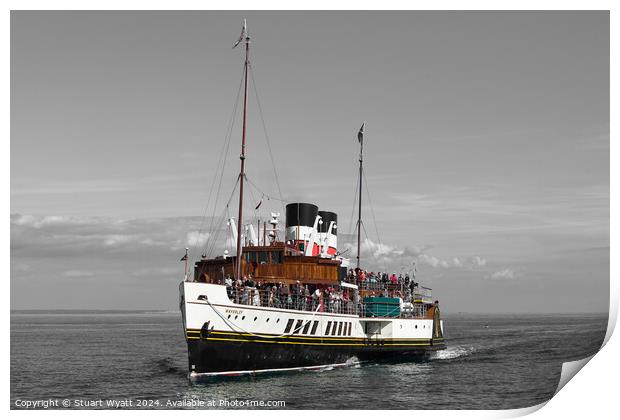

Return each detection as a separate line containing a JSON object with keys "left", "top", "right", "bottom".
{"left": 204, "top": 174, "right": 241, "bottom": 258}
{"left": 245, "top": 174, "right": 260, "bottom": 225}
{"left": 249, "top": 64, "right": 286, "bottom": 217}
{"left": 363, "top": 170, "right": 387, "bottom": 272}
{"left": 347, "top": 165, "right": 360, "bottom": 238}
{"left": 244, "top": 175, "right": 289, "bottom": 203}
{"left": 201, "top": 68, "right": 246, "bottom": 257}
{"left": 188, "top": 66, "right": 243, "bottom": 262}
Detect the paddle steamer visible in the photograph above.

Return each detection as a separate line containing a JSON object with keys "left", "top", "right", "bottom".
{"left": 179, "top": 21, "right": 445, "bottom": 379}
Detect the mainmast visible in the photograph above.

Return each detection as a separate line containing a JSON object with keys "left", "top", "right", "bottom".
{"left": 356, "top": 122, "right": 365, "bottom": 270}
{"left": 234, "top": 20, "right": 250, "bottom": 279}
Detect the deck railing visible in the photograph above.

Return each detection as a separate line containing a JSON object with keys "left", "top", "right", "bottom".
{"left": 224, "top": 286, "right": 432, "bottom": 319}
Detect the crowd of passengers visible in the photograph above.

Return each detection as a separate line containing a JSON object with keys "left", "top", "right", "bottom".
{"left": 217, "top": 268, "right": 421, "bottom": 313}
{"left": 346, "top": 268, "right": 419, "bottom": 291}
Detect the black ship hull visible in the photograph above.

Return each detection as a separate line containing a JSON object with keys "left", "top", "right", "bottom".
{"left": 185, "top": 330, "right": 446, "bottom": 377}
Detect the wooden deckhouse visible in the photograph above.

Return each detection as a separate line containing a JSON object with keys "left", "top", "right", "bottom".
{"left": 194, "top": 242, "right": 343, "bottom": 286}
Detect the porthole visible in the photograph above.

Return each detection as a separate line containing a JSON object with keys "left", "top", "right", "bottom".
{"left": 235, "top": 315, "right": 238, "bottom": 320}
{"left": 253, "top": 317, "right": 257, "bottom": 321}
{"left": 277, "top": 319, "right": 280, "bottom": 323}
{"left": 242, "top": 316, "right": 245, "bottom": 320}
{"left": 415, "top": 325, "right": 418, "bottom": 329}
{"left": 227, "top": 315, "right": 231, "bottom": 319}
{"left": 266, "top": 318, "right": 270, "bottom": 322}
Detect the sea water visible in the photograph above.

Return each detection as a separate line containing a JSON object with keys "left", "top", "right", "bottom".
{"left": 10, "top": 311, "right": 606, "bottom": 409}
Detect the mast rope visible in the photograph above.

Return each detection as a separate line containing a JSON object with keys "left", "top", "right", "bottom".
{"left": 204, "top": 174, "right": 241, "bottom": 258}
{"left": 203, "top": 71, "right": 245, "bottom": 254}
{"left": 347, "top": 166, "right": 360, "bottom": 237}
{"left": 244, "top": 175, "right": 289, "bottom": 203}
{"left": 249, "top": 64, "right": 286, "bottom": 217}
{"left": 363, "top": 170, "right": 387, "bottom": 272}
{"left": 244, "top": 174, "right": 260, "bottom": 223}
{"left": 193, "top": 67, "right": 245, "bottom": 262}
{"left": 194, "top": 176, "right": 242, "bottom": 283}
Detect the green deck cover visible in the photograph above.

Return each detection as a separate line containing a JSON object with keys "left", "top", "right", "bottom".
{"left": 363, "top": 297, "right": 401, "bottom": 317}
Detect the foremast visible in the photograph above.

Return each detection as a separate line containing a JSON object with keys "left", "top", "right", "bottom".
{"left": 234, "top": 20, "right": 250, "bottom": 279}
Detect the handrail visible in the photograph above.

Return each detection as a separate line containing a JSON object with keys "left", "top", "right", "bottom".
{"left": 224, "top": 285, "right": 433, "bottom": 319}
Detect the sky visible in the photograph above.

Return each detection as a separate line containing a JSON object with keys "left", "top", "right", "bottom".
{"left": 10, "top": 11, "right": 609, "bottom": 312}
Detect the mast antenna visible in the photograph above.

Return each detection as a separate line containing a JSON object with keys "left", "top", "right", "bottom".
{"left": 356, "top": 122, "right": 365, "bottom": 271}
{"left": 234, "top": 19, "right": 250, "bottom": 280}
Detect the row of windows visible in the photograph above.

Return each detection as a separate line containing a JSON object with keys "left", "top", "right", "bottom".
{"left": 282, "top": 319, "right": 353, "bottom": 337}
{"left": 325, "top": 320, "right": 353, "bottom": 336}
{"left": 244, "top": 251, "right": 284, "bottom": 264}
{"left": 283, "top": 319, "right": 319, "bottom": 335}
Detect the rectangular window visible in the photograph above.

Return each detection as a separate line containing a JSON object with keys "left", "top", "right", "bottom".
{"left": 337, "top": 322, "right": 343, "bottom": 336}
{"left": 331, "top": 322, "right": 338, "bottom": 336}
{"left": 284, "top": 319, "right": 294, "bottom": 334}
{"left": 302, "top": 320, "right": 311, "bottom": 335}
{"left": 259, "top": 251, "right": 268, "bottom": 264}
{"left": 348, "top": 322, "right": 352, "bottom": 336}
{"left": 294, "top": 319, "right": 303, "bottom": 334}
{"left": 324, "top": 321, "right": 332, "bottom": 335}
{"left": 310, "top": 320, "right": 319, "bottom": 335}
{"left": 270, "top": 251, "right": 283, "bottom": 264}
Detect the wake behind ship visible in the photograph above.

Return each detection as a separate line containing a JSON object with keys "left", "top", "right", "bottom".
{"left": 179, "top": 20, "right": 445, "bottom": 379}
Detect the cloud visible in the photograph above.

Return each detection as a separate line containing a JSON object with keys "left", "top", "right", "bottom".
{"left": 63, "top": 270, "right": 94, "bottom": 278}
{"left": 103, "top": 234, "right": 133, "bottom": 246}
{"left": 10, "top": 213, "right": 209, "bottom": 257}
{"left": 342, "top": 237, "right": 486, "bottom": 272}
{"left": 471, "top": 255, "right": 487, "bottom": 267}
{"left": 488, "top": 268, "right": 517, "bottom": 280}
{"left": 186, "top": 231, "right": 210, "bottom": 247}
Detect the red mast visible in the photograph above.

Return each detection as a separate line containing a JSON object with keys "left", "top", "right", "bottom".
{"left": 234, "top": 20, "right": 250, "bottom": 280}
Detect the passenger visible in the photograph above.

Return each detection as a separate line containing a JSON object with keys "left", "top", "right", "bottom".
{"left": 390, "top": 273, "right": 398, "bottom": 285}
{"left": 306, "top": 287, "right": 313, "bottom": 310}
{"left": 328, "top": 288, "right": 335, "bottom": 313}
{"left": 224, "top": 275, "right": 233, "bottom": 298}
{"left": 334, "top": 291, "right": 341, "bottom": 313}
{"left": 241, "top": 286, "right": 249, "bottom": 305}
{"left": 234, "top": 278, "right": 243, "bottom": 304}
{"left": 293, "top": 281, "right": 301, "bottom": 309}
{"left": 268, "top": 286, "right": 275, "bottom": 307}
{"left": 253, "top": 288, "right": 260, "bottom": 306}
{"left": 301, "top": 285, "right": 309, "bottom": 311}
